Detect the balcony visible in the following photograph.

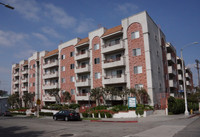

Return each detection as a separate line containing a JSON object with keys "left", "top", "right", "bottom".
{"left": 75, "top": 50, "right": 90, "bottom": 61}
{"left": 13, "top": 87, "right": 19, "bottom": 92}
{"left": 102, "top": 57, "right": 125, "bottom": 69}
{"left": 43, "top": 72, "right": 59, "bottom": 79}
{"left": 168, "top": 66, "right": 176, "bottom": 75}
{"left": 21, "top": 78, "right": 28, "bottom": 83}
{"left": 185, "top": 73, "right": 191, "bottom": 79}
{"left": 167, "top": 53, "right": 176, "bottom": 64}
{"left": 169, "top": 80, "right": 177, "bottom": 88}
{"left": 186, "top": 81, "right": 191, "bottom": 86}
{"left": 102, "top": 40, "right": 124, "bottom": 54}
{"left": 13, "top": 79, "right": 19, "bottom": 84}
{"left": 104, "top": 95, "right": 121, "bottom": 100}
{"left": 21, "top": 69, "right": 28, "bottom": 74}
{"left": 178, "top": 74, "right": 183, "bottom": 80}
{"left": 103, "top": 75, "right": 126, "bottom": 85}
{"left": 22, "top": 86, "right": 28, "bottom": 91}
{"left": 43, "top": 60, "right": 59, "bottom": 69}
{"left": 14, "top": 72, "right": 19, "bottom": 76}
{"left": 43, "top": 83, "right": 59, "bottom": 90}
{"left": 177, "top": 64, "right": 182, "bottom": 70}
{"left": 75, "top": 65, "right": 90, "bottom": 74}
{"left": 42, "top": 95, "right": 56, "bottom": 102}
{"left": 76, "top": 79, "right": 91, "bottom": 87}
{"left": 76, "top": 93, "right": 90, "bottom": 100}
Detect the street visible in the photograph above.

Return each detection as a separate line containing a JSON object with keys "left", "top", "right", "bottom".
{"left": 0, "top": 115, "right": 199, "bottom": 137}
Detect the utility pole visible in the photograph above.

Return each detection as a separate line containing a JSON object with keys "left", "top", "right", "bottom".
{"left": 195, "top": 59, "right": 200, "bottom": 88}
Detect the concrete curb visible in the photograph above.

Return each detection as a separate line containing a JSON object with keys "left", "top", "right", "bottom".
{"left": 90, "top": 120, "right": 138, "bottom": 123}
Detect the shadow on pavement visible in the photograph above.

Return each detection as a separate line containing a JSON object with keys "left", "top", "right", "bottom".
{"left": 0, "top": 126, "right": 44, "bottom": 137}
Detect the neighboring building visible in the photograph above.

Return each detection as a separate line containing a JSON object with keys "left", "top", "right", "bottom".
{"left": 185, "top": 67, "right": 194, "bottom": 93}
{"left": 0, "top": 97, "right": 9, "bottom": 115}
{"left": 11, "top": 11, "right": 193, "bottom": 108}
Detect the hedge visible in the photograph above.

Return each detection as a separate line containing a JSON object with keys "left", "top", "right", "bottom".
{"left": 39, "top": 112, "right": 53, "bottom": 116}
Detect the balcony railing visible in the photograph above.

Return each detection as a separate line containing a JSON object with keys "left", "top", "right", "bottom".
{"left": 75, "top": 65, "right": 90, "bottom": 73}
{"left": 168, "top": 66, "right": 176, "bottom": 75}
{"left": 42, "top": 83, "right": 59, "bottom": 90}
{"left": 102, "top": 56, "right": 125, "bottom": 69}
{"left": 42, "top": 95, "right": 56, "bottom": 102}
{"left": 167, "top": 53, "right": 176, "bottom": 63}
{"left": 14, "top": 72, "right": 19, "bottom": 76}
{"left": 21, "top": 69, "right": 28, "bottom": 74}
{"left": 43, "top": 72, "right": 59, "bottom": 79}
{"left": 102, "top": 40, "right": 124, "bottom": 54}
{"left": 186, "top": 81, "right": 191, "bottom": 86}
{"left": 177, "top": 64, "right": 182, "bottom": 70}
{"left": 178, "top": 74, "right": 183, "bottom": 80}
{"left": 13, "top": 87, "right": 19, "bottom": 92}
{"left": 76, "top": 79, "right": 91, "bottom": 87}
{"left": 13, "top": 79, "right": 19, "bottom": 84}
{"left": 75, "top": 50, "right": 90, "bottom": 61}
{"left": 21, "top": 78, "right": 28, "bottom": 83}
{"left": 103, "top": 74, "right": 126, "bottom": 85}
{"left": 169, "top": 80, "right": 177, "bottom": 88}
{"left": 43, "top": 60, "right": 59, "bottom": 69}
{"left": 22, "top": 86, "right": 28, "bottom": 91}
{"left": 185, "top": 73, "right": 191, "bottom": 79}
{"left": 76, "top": 93, "right": 90, "bottom": 100}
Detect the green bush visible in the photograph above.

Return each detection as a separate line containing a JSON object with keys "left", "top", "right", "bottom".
{"left": 90, "top": 106, "right": 107, "bottom": 111}
{"left": 82, "top": 112, "right": 88, "bottom": 118}
{"left": 111, "top": 105, "right": 128, "bottom": 112}
{"left": 100, "top": 112, "right": 105, "bottom": 118}
{"left": 168, "top": 96, "right": 185, "bottom": 114}
{"left": 39, "top": 112, "right": 53, "bottom": 116}
{"left": 135, "top": 107, "right": 144, "bottom": 116}
{"left": 69, "top": 104, "right": 80, "bottom": 109}
{"left": 11, "top": 112, "right": 26, "bottom": 115}
{"left": 88, "top": 113, "right": 93, "bottom": 118}
{"left": 105, "top": 113, "right": 112, "bottom": 118}
{"left": 94, "top": 112, "right": 98, "bottom": 118}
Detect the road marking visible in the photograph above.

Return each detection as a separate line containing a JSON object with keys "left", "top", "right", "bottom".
{"left": 124, "top": 125, "right": 186, "bottom": 137}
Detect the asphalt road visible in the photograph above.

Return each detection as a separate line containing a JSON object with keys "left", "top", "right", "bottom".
{"left": 0, "top": 115, "right": 199, "bottom": 137}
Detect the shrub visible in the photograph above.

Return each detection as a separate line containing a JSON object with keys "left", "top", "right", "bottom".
{"left": 135, "top": 107, "right": 144, "bottom": 116}
{"left": 105, "top": 112, "right": 112, "bottom": 118}
{"left": 94, "top": 112, "right": 98, "bottom": 118}
{"left": 69, "top": 104, "right": 80, "bottom": 109}
{"left": 11, "top": 112, "right": 26, "bottom": 115}
{"left": 88, "top": 113, "right": 93, "bottom": 118}
{"left": 111, "top": 105, "right": 128, "bottom": 112}
{"left": 100, "top": 112, "right": 105, "bottom": 118}
{"left": 82, "top": 112, "right": 88, "bottom": 118}
{"left": 168, "top": 96, "right": 185, "bottom": 114}
{"left": 39, "top": 112, "right": 53, "bottom": 116}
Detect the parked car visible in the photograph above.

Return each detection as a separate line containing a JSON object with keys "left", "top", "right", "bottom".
{"left": 53, "top": 110, "right": 81, "bottom": 121}
{"left": 3, "top": 111, "right": 12, "bottom": 116}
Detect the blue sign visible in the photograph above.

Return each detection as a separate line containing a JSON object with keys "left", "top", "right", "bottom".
{"left": 178, "top": 90, "right": 184, "bottom": 93}
{"left": 128, "top": 97, "right": 136, "bottom": 108}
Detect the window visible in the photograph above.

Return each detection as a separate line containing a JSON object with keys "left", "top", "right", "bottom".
{"left": 61, "top": 78, "right": 65, "bottom": 83}
{"left": 33, "top": 73, "right": 35, "bottom": 77}
{"left": 70, "top": 64, "right": 74, "bottom": 69}
{"left": 61, "top": 66, "right": 65, "bottom": 71}
{"left": 135, "top": 84, "right": 143, "bottom": 89}
{"left": 61, "top": 55, "right": 65, "bottom": 60}
{"left": 71, "top": 89, "right": 75, "bottom": 95}
{"left": 70, "top": 52, "right": 74, "bottom": 57}
{"left": 94, "top": 58, "right": 100, "bottom": 64}
{"left": 134, "top": 66, "right": 142, "bottom": 74}
{"left": 133, "top": 48, "right": 141, "bottom": 56}
{"left": 131, "top": 31, "right": 140, "bottom": 39}
{"left": 70, "top": 76, "right": 75, "bottom": 82}
{"left": 29, "top": 74, "right": 32, "bottom": 78}
{"left": 33, "top": 64, "right": 35, "bottom": 68}
{"left": 33, "top": 82, "right": 35, "bottom": 87}
{"left": 29, "top": 83, "right": 32, "bottom": 87}
{"left": 95, "top": 72, "right": 100, "bottom": 79}
{"left": 94, "top": 44, "right": 99, "bottom": 50}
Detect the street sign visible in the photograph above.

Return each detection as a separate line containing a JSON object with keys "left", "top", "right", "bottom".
{"left": 178, "top": 90, "right": 184, "bottom": 93}
{"left": 128, "top": 97, "right": 136, "bottom": 108}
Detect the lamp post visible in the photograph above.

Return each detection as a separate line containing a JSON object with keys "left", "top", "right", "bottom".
{"left": 0, "top": 2, "right": 14, "bottom": 10}
{"left": 180, "top": 42, "right": 198, "bottom": 115}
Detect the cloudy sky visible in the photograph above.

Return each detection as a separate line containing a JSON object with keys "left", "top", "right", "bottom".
{"left": 0, "top": 0, "right": 200, "bottom": 92}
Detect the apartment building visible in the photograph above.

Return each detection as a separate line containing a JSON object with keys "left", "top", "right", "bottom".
{"left": 11, "top": 11, "right": 193, "bottom": 108}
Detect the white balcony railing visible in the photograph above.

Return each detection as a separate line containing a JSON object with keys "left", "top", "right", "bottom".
{"left": 178, "top": 74, "right": 183, "bottom": 80}
{"left": 21, "top": 78, "right": 28, "bottom": 83}
{"left": 167, "top": 53, "right": 176, "bottom": 63}
{"left": 169, "top": 80, "right": 177, "bottom": 88}
{"left": 185, "top": 73, "right": 191, "bottom": 79}
{"left": 43, "top": 60, "right": 59, "bottom": 69}
{"left": 13, "top": 79, "right": 19, "bottom": 84}
{"left": 75, "top": 65, "right": 90, "bottom": 73}
{"left": 103, "top": 75, "right": 126, "bottom": 85}
{"left": 76, "top": 93, "right": 90, "bottom": 100}
{"left": 22, "top": 86, "right": 28, "bottom": 91}
{"left": 13, "top": 88, "right": 19, "bottom": 92}
{"left": 102, "top": 57, "right": 125, "bottom": 69}
{"left": 76, "top": 79, "right": 91, "bottom": 87}
{"left": 186, "top": 81, "right": 191, "bottom": 86}
{"left": 75, "top": 50, "right": 90, "bottom": 61}
{"left": 168, "top": 66, "right": 176, "bottom": 75}
{"left": 42, "top": 95, "right": 56, "bottom": 102}
{"left": 21, "top": 69, "right": 28, "bottom": 74}
{"left": 177, "top": 64, "right": 182, "bottom": 70}
{"left": 14, "top": 72, "right": 19, "bottom": 76}
{"left": 42, "top": 83, "right": 59, "bottom": 90}
{"left": 43, "top": 72, "right": 59, "bottom": 79}
{"left": 102, "top": 40, "right": 124, "bottom": 54}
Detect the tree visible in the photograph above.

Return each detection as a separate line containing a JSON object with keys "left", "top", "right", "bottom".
{"left": 119, "top": 87, "right": 130, "bottom": 105}
{"left": 46, "top": 88, "right": 61, "bottom": 104}
{"left": 63, "top": 91, "right": 71, "bottom": 104}
{"left": 8, "top": 93, "right": 20, "bottom": 108}
{"left": 0, "top": 90, "right": 7, "bottom": 96}
{"left": 22, "top": 92, "right": 35, "bottom": 108}
{"left": 129, "top": 88, "right": 150, "bottom": 104}
{"left": 90, "top": 87, "right": 104, "bottom": 106}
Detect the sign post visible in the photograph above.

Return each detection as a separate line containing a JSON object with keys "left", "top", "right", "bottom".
{"left": 128, "top": 97, "right": 136, "bottom": 108}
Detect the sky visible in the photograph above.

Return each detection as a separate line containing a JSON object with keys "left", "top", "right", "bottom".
{"left": 0, "top": 0, "right": 200, "bottom": 93}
